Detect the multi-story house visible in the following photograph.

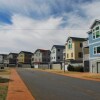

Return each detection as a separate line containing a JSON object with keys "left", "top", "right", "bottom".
{"left": 0, "top": 54, "right": 8, "bottom": 64}
{"left": 50, "top": 45, "right": 65, "bottom": 63}
{"left": 4, "top": 53, "right": 18, "bottom": 67}
{"left": 31, "top": 49, "right": 50, "bottom": 68}
{"left": 88, "top": 19, "right": 100, "bottom": 73}
{"left": 65, "top": 37, "right": 87, "bottom": 66}
{"left": 17, "top": 51, "right": 33, "bottom": 65}
{"left": 50, "top": 45, "right": 65, "bottom": 70}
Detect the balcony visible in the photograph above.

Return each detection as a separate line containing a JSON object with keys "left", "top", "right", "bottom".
{"left": 83, "top": 54, "right": 89, "bottom": 61}
{"left": 83, "top": 40, "right": 89, "bottom": 47}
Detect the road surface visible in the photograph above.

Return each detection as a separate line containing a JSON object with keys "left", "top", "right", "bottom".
{"left": 17, "top": 68, "right": 100, "bottom": 100}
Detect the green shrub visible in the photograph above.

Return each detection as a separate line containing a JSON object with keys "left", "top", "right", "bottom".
{"left": 67, "top": 64, "right": 74, "bottom": 71}
{"left": 74, "top": 66, "right": 83, "bottom": 72}
{"left": 67, "top": 64, "right": 83, "bottom": 72}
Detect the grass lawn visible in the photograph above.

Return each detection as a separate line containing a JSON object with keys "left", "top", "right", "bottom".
{"left": 0, "top": 69, "right": 10, "bottom": 100}
{"left": 83, "top": 74, "right": 100, "bottom": 79}
{"left": 0, "top": 85, "right": 8, "bottom": 100}
{"left": 0, "top": 69, "right": 10, "bottom": 75}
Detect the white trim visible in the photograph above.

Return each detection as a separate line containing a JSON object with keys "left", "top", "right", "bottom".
{"left": 89, "top": 57, "right": 100, "bottom": 60}
{"left": 89, "top": 41, "right": 100, "bottom": 46}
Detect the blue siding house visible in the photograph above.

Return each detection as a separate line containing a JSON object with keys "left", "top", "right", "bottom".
{"left": 88, "top": 20, "right": 100, "bottom": 73}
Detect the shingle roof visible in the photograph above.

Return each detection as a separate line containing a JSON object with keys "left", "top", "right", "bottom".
{"left": 90, "top": 19, "right": 100, "bottom": 29}
{"left": 9, "top": 53, "right": 18, "bottom": 55}
{"left": 34, "top": 49, "right": 50, "bottom": 53}
{"left": 52, "top": 45, "right": 65, "bottom": 49}
{"left": 19, "top": 51, "right": 33, "bottom": 54}
{"left": 66, "top": 37, "right": 87, "bottom": 42}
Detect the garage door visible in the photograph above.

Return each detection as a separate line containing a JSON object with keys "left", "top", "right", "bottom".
{"left": 97, "top": 63, "right": 100, "bottom": 73}
{"left": 52, "top": 64, "right": 61, "bottom": 70}
{"left": 34, "top": 64, "right": 38, "bottom": 69}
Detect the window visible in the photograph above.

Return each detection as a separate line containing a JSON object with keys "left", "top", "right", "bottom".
{"left": 80, "top": 43, "right": 83, "bottom": 48}
{"left": 96, "top": 26, "right": 99, "bottom": 30}
{"left": 96, "top": 31, "right": 100, "bottom": 38}
{"left": 32, "top": 58, "right": 34, "bottom": 61}
{"left": 93, "top": 33, "right": 95, "bottom": 39}
{"left": 68, "top": 39, "right": 72, "bottom": 49}
{"left": 53, "top": 50, "right": 55, "bottom": 53}
{"left": 78, "top": 52, "right": 83, "bottom": 58}
{"left": 54, "top": 57, "right": 55, "bottom": 59}
{"left": 58, "top": 56, "right": 60, "bottom": 59}
{"left": 58, "top": 49, "right": 60, "bottom": 52}
{"left": 94, "top": 46, "right": 100, "bottom": 54}
{"left": 92, "top": 26, "right": 100, "bottom": 39}
{"left": 97, "top": 46, "right": 100, "bottom": 53}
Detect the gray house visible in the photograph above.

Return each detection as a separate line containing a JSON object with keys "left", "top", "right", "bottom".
{"left": 4, "top": 53, "right": 18, "bottom": 67}
{"left": 0, "top": 54, "right": 8, "bottom": 68}
{"left": 50, "top": 45, "right": 65, "bottom": 63}
{"left": 50, "top": 45, "right": 65, "bottom": 70}
{"left": 0, "top": 54, "right": 8, "bottom": 64}
{"left": 31, "top": 49, "right": 51, "bottom": 69}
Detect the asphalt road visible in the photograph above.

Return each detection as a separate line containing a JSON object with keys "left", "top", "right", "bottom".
{"left": 17, "top": 68, "right": 100, "bottom": 100}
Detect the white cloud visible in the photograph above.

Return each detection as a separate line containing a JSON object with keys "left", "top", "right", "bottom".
{"left": 0, "top": 0, "right": 100, "bottom": 54}
{"left": 0, "top": 14, "right": 67, "bottom": 53}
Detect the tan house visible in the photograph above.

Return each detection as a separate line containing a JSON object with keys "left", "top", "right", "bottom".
{"left": 17, "top": 51, "right": 33, "bottom": 65}
{"left": 65, "top": 37, "right": 87, "bottom": 65}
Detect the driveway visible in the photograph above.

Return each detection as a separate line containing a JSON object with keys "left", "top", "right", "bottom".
{"left": 17, "top": 68, "right": 100, "bottom": 100}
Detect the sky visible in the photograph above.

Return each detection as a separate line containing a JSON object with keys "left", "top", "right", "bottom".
{"left": 0, "top": 0, "right": 100, "bottom": 54}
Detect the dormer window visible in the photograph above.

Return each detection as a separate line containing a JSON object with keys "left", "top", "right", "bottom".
{"left": 68, "top": 39, "right": 72, "bottom": 49}
{"left": 92, "top": 26, "right": 100, "bottom": 39}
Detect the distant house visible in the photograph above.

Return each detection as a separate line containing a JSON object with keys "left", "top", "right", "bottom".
{"left": 31, "top": 49, "right": 51, "bottom": 69}
{"left": 17, "top": 51, "right": 33, "bottom": 65}
{"left": 0, "top": 54, "right": 8, "bottom": 64}
{"left": 88, "top": 19, "right": 100, "bottom": 73}
{"left": 50, "top": 45, "right": 65, "bottom": 63}
{"left": 65, "top": 37, "right": 87, "bottom": 66}
{"left": 4, "top": 53, "right": 18, "bottom": 67}
{"left": 50, "top": 45, "right": 65, "bottom": 70}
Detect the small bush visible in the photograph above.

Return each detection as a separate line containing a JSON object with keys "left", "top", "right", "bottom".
{"left": 67, "top": 64, "right": 83, "bottom": 72}
{"left": 74, "top": 66, "right": 83, "bottom": 72}
{"left": 67, "top": 64, "right": 74, "bottom": 71}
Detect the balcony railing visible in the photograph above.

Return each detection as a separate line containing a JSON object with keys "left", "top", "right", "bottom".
{"left": 83, "top": 54, "right": 89, "bottom": 61}
{"left": 83, "top": 40, "right": 89, "bottom": 47}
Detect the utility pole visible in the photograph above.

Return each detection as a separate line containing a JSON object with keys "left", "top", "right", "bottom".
{"left": 64, "top": 58, "right": 65, "bottom": 72}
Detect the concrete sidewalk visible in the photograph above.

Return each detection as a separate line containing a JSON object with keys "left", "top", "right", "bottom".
{"left": 7, "top": 68, "right": 35, "bottom": 100}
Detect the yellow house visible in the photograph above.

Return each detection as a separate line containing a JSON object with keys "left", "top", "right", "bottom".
{"left": 17, "top": 51, "right": 33, "bottom": 64}
{"left": 65, "top": 37, "right": 87, "bottom": 63}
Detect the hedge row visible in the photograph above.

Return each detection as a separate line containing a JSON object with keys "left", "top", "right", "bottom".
{"left": 67, "top": 64, "right": 83, "bottom": 72}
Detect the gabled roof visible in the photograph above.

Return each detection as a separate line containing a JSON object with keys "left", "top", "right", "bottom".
{"left": 66, "top": 37, "right": 87, "bottom": 42}
{"left": 34, "top": 49, "right": 50, "bottom": 54}
{"left": 9, "top": 53, "right": 18, "bottom": 56}
{"left": 0, "top": 54, "right": 8, "bottom": 56}
{"left": 51, "top": 45, "right": 65, "bottom": 49}
{"left": 90, "top": 19, "right": 100, "bottom": 29}
{"left": 19, "top": 51, "right": 33, "bottom": 55}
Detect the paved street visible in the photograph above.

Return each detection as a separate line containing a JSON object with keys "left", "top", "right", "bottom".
{"left": 17, "top": 68, "right": 100, "bottom": 100}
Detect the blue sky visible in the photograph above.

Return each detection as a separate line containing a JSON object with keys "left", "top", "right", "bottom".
{"left": 0, "top": 0, "right": 100, "bottom": 53}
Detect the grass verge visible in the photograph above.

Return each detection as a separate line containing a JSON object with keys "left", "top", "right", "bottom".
{"left": 0, "top": 85, "right": 8, "bottom": 100}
